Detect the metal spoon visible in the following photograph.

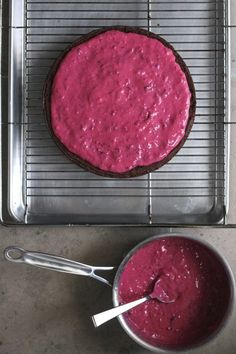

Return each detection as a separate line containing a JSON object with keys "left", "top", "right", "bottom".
{"left": 4, "top": 246, "right": 115, "bottom": 286}
{"left": 92, "top": 275, "right": 178, "bottom": 327}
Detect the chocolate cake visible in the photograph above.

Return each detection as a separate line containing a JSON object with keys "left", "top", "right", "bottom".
{"left": 43, "top": 26, "right": 196, "bottom": 178}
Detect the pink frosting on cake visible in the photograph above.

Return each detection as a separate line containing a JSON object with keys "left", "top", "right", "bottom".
{"left": 51, "top": 30, "right": 191, "bottom": 173}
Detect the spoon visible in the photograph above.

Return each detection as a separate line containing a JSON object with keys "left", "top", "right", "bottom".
{"left": 92, "top": 274, "right": 178, "bottom": 327}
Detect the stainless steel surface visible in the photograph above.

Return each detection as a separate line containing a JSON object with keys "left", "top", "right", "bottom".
{"left": 112, "top": 234, "right": 235, "bottom": 353}
{"left": 0, "top": 0, "right": 233, "bottom": 225}
{"left": 92, "top": 295, "right": 150, "bottom": 328}
{"left": 4, "top": 246, "right": 114, "bottom": 286}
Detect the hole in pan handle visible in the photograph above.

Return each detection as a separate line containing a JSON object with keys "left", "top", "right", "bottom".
{"left": 4, "top": 246, "right": 26, "bottom": 263}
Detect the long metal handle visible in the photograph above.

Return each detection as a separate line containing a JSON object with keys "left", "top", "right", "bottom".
{"left": 92, "top": 296, "right": 149, "bottom": 327}
{"left": 4, "top": 246, "right": 114, "bottom": 286}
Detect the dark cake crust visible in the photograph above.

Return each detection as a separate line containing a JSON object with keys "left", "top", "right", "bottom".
{"left": 43, "top": 26, "right": 196, "bottom": 178}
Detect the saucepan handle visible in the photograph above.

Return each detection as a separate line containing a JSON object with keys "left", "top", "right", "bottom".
{"left": 4, "top": 246, "right": 115, "bottom": 286}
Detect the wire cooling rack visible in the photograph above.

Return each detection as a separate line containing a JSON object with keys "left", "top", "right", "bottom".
{"left": 1, "top": 0, "right": 229, "bottom": 224}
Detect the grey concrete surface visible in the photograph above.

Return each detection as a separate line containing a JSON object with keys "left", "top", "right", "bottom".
{"left": 0, "top": 227, "right": 236, "bottom": 354}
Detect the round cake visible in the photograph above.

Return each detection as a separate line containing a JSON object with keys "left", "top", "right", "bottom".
{"left": 44, "top": 27, "right": 196, "bottom": 177}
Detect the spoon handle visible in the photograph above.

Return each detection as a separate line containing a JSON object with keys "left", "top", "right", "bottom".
{"left": 92, "top": 296, "right": 149, "bottom": 327}
{"left": 4, "top": 246, "right": 114, "bottom": 286}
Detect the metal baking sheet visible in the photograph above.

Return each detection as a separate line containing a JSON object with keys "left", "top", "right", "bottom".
{"left": 0, "top": 0, "right": 231, "bottom": 225}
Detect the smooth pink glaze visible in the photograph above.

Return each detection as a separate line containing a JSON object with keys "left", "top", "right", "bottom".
{"left": 51, "top": 30, "right": 191, "bottom": 173}
{"left": 119, "top": 237, "right": 230, "bottom": 349}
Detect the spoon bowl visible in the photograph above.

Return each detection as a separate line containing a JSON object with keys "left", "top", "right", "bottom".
{"left": 150, "top": 274, "right": 178, "bottom": 303}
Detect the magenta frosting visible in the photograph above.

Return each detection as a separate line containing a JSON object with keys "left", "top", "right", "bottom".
{"left": 119, "top": 237, "right": 230, "bottom": 348}
{"left": 51, "top": 30, "right": 191, "bottom": 173}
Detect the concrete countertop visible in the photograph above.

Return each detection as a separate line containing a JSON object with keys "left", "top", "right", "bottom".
{"left": 0, "top": 227, "right": 236, "bottom": 354}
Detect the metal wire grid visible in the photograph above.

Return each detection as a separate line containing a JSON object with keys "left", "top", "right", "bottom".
{"left": 24, "top": 0, "right": 226, "bottom": 224}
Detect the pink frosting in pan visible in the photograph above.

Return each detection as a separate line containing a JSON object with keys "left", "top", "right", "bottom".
{"left": 51, "top": 30, "right": 191, "bottom": 173}
{"left": 118, "top": 237, "right": 230, "bottom": 348}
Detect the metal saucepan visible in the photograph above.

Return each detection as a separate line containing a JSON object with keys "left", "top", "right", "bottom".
{"left": 4, "top": 234, "right": 235, "bottom": 353}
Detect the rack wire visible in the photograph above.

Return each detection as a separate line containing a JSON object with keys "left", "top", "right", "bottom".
{"left": 24, "top": 0, "right": 226, "bottom": 224}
